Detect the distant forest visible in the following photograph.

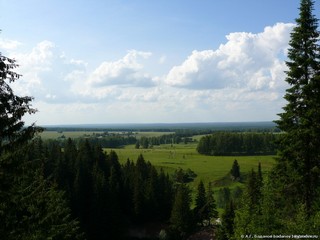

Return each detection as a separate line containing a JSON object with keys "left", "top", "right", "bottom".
{"left": 43, "top": 121, "right": 278, "bottom": 133}
{"left": 197, "top": 132, "right": 279, "bottom": 156}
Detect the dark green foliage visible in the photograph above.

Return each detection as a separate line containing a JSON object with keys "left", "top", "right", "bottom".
{"left": 197, "top": 132, "right": 278, "bottom": 156}
{"left": 217, "top": 187, "right": 231, "bottom": 208}
{"left": 2, "top": 170, "right": 84, "bottom": 240}
{"left": 232, "top": 0, "right": 320, "bottom": 236}
{"left": 230, "top": 159, "right": 240, "bottom": 180}
{"left": 0, "top": 55, "right": 42, "bottom": 155}
{"left": 217, "top": 201, "right": 235, "bottom": 240}
{"left": 172, "top": 168, "right": 197, "bottom": 183}
{"left": 274, "top": 0, "right": 320, "bottom": 216}
{"left": 194, "top": 180, "right": 207, "bottom": 225}
{"left": 30, "top": 139, "right": 176, "bottom": 239}
{"left": 0, "top": 53, "right": 83, "bottom": 239}
{"left": 194, "top": 181, "right": 218, "bottom": 226}
{"left": 136, "top": 134, "right": 183, "bottom": 149}
{"left": 140, "top": 136, "right": 150, "bottom": 148}
{"left": 247, "top": 169, "right": 262, "bottom": 209}
{"left": 169, "top": 184, "right": 194, "bottom": 239}
{"left": 76, "top": 134, "right": 137, "bottom": 148}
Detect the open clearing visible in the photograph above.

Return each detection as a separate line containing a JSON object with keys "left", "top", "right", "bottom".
{"left": 39, "top": 130, "right": 174, "bottom": 140}
{"left": 104, "top": 143, "right": 276, "bottom": 192}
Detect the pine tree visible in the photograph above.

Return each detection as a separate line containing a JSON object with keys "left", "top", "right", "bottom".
{"left": 169, "top": 184, "right": 194, "bottom": 239}
{"left": 230, "top": 159, "right": 240, "bottom": 181}
{"left": 4, "top": 170, "right": 84, "bottom": 240}
{"left": 194, "top": 181, "right": 218, "bottom": 226}
{"left": 217, "top": 200, "right": 235, "bottom": 240}
{"left": 0, "top": 53, "right": 83, "bottom": 239}
{"left": 274, "top": 0, "right": 320, "bottom": 216}
{"left": 194, "top": 180, "right": 207, "bottom": 225}
{"left": 157, "top": 168, "right": 173, "bottom": 221}
{"left": 0, "top": 55, "right": 41, "bottom": 155}
{"left": 205, "top": 182, "right": 218, "bottom": 226}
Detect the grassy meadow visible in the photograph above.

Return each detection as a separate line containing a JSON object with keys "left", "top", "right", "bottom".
{"left": 39, "top": 130, "right": 174, "bottom": 140}
{"left": 40, "top": 130, "right": 276, "bottom": 210}
{"left": 40, "top": 130, "right": 276, "bottom": 191}
{"left": 104, "top": 142, "right": 276, "bottom": 192}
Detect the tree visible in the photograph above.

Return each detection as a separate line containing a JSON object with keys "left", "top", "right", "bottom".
{"left": 230, "top": 159, "right": 240, "bottom": 181}
{"left": 274, "top": 0, "right": 320, "bottom": 216}
{"left": 3, "top": 170, "right": 84, "bottom": 240}
{"left": 217, "top": 187, "right": 231, "bottom": 208}
{"left": 233, "top": 168, "right": 264, "bottom": 237}
{"left": 0, "top": 53, "right": 83, "bottom": 239}
{"left": 0, "top": 55, "right": 41, "bottom": 155}
{"left": 204, "top": 182, "right": 218, "bottom": 226}
{"left": 217, "top": 200, "right": 235, "bottom": 240}
{"left": 169, "top": 184, "right": 194, "bottom": 239}
{"left": 0, "top": 53, "right": 40, "bottom": 220}
{"left": 194, "top": 180, "right": 207, "bottom": 225}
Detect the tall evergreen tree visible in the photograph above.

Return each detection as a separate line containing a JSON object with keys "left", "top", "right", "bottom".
{"left": 0, "top": 53, "right": 83, "bottom": 239}
{"left": 230, "top": 159, "right": 240, "bottom": 180}
{"left": 205, "top": 182, "right": 218, "bottom": 226}
{"left": 217, "top": 200, "right": 235, "bottom": 240}
{"left": 274, "top": 0, "right": 320, "bottom": 216}
{"left": 169, "top": 184, "right": 194, "bottom": 239}
{"left": 194, "top": 180, "right": 207, "bottom": 225}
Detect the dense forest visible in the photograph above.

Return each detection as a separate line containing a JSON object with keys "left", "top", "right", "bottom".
{"left": 26, "top": 138, "right": 174, "bottom": 239}
{"left": 197, "top": 132, "right": 279, "bottom": 156}
{"left": 1, "top": 0, "right": 320, "bottom": 239}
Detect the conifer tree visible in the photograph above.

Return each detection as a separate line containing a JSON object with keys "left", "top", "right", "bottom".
{"left": 194, "top": 180, "right": 207, "bottom": 225}
{"left": 274, "top": 0, "right": 320, "bottom": 216}
{"left": 157, "top": 168, "right": 173, "bottom": 221}
{"left": 230, "top": 159, "right": 240, "bottom": 180}
{"left": 0, "top": 55, "right": 41, "bottom": 155}
{"left": 0, "top": 53, "right": 83, "bottom": 239}
{"left": 170, "top": 184, "right": 194, "bottom": 239}
{"left": 217, "top": 200, "right": 235, "bottom": 240}
{"left": 205, "top": 182, "right": 218, "bottom": 226}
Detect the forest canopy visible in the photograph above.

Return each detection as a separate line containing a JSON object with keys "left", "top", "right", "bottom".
{"left": 197, "top": 132, "right": 279, "bottom": 156}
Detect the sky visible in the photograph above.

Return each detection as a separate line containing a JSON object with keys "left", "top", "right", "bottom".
{"left": 0, "top": 0, "right": 318, "bottom": 125}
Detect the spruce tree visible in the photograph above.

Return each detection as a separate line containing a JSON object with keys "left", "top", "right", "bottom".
{"left": 217, "top": 200, "right": 235, "bottom": 240}
{"left": 0, "top": 55, "right": 41, "bottom": 155}
{"left": 230, "top": 159, "right": 240, "bottom": 181}
{"left": 169, "top": 184, "right": 194, "bottom": 239}
{"left": 194, "top": 180, "right": 207, "bottom": 225}
{"left": 205, "top": 182, "right": 218, "bottom": 226}
{"left": 0, "top": 53, "right": 84, "bottom": 239}
{"left": 275, "top": 0, "right": 320, "bottom": 216}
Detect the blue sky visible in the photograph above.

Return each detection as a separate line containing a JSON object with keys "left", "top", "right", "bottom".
{"left": 0, "top": 0, "right": 317, "bottom": 125}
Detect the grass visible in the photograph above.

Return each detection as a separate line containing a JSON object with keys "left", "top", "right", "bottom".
{"left": 39, "top": 130, "right": 174, "bottom": 140}
{"left": 39, "top": 131, "right": 101, "bottom": 139}
{"left": 104, "top": 143, "right": 276, "bottom": 192}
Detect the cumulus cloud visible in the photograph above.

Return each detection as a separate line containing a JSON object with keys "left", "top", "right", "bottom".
{"left": 165, "top": 23, "right": 294, "bottom": 91}
{"left": 88, "top": 50, "right": 155, "bottom": 88}
{"left": 3, "top": 22, "right": 295, "bottom": 124}
{"left": 0, "top": 38, "right": 22, "bottom": 50}
{"left": 9, "top": 40, "right": 88, "bottom": 103}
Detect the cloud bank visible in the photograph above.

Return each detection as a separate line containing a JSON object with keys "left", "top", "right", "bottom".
{"left": 165, "top": 23, "right": 293, "bottom": 91}
{"left": 1, "top": 22, "right": 295, "bottom": 124}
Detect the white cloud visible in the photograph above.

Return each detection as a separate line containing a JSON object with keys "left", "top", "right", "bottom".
{"left": 0, "top": 38, "right": 22, "bottom": 50}
{"left": 88, "top": 50, "right": 155, "bottom": 88}
{"left": 165, "top": 23, "right": 294, "bottom": 91}
{"left": 4, "top": 22, "right": 294, "bottom": 124}
{"left": 9, "top": 41, "right": 55, "bottom": 96}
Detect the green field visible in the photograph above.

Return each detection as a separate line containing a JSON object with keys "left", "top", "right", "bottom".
{"left": 39, "top": 130, "right": 276, "bottom": 191}
{"left": 39, "top": 130, "right": 174, "bottom": 140}
{"left": 104, "top": 143, "right": 276, "bottom": 192}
